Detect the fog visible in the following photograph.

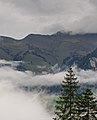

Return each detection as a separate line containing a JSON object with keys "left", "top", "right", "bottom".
{"left": 0, "top": 66, "right": 95, "bottom": 87}
{"left": 0, "top": 81, "right": 53, "bottom": 120}
{"left": 0, "top": 64, "right": 96, "bottom": 120}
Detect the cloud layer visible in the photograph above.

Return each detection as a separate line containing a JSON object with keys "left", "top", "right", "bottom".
{"left": 0, "top": 0, "right": 96, "bottom": 38}
{"left": 0, "top": 64, "right": 96, "bottom": 120}
{"left": 0, "top": 65, "right": 96, "bottom": 88}
{"left": 0, "top": 81, "right": 52, "bottom": 120}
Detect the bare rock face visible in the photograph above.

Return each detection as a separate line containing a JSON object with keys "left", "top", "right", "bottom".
{"left": 76, "top": 48, "right": 97, "bottom": 70}
{"left": 89, "top": 57, "right": 97, "bottom": 69}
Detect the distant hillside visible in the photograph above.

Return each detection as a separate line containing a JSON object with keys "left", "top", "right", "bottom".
{"left": 77, "top": 48, "right": 97, "bottom": 70}
{"left": 0, "top": 32, "right": 97, "bottom": 72}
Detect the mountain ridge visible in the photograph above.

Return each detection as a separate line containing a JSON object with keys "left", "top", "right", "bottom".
{"left": 0, "top": 32, "right": 97, "bottom": 72}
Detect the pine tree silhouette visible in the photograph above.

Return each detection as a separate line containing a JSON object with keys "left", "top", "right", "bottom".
{"left": 54, "top": 68, "right": 79, "bottom": 120}
{"left": 79, "top": 88, "right": 97, "bottom": 120}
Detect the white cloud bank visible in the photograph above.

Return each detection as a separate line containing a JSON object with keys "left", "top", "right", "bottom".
{"left": 0, "top": 81, "right": 52, "bottom": 120}
{"left": 0, "top": 66, "right": 96, "bottom": 88}
{"left": 0, "top": 65, "right": 96, "bottom": 120}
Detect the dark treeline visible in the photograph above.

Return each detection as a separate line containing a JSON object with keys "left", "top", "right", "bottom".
{"left": 53, "top": 68, "right": 97, "bottom": 120}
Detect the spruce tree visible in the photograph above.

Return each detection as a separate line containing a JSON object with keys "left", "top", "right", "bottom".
{"left": 79, "top": 88, "right": 97, "bottom": 120}
{"left": 54, "top": 67, "right": 79, "bottom": 120}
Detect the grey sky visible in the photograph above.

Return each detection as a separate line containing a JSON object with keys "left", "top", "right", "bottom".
{"left": 0, "top": 0, "right": 96, "bottom": 38}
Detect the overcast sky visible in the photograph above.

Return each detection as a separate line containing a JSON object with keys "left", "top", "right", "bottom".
{"left": 0, "top": 0, "right": 97, "bottom": 38}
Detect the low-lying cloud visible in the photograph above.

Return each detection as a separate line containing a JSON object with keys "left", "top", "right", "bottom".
{"left": 0, "top": 64, "right": 96, "bottom": 120}
{"left": 0, "top": 81, "right": 52, "bottom": 120}
{"left": 0, "top": 65, "right": 96, "bottom": 87}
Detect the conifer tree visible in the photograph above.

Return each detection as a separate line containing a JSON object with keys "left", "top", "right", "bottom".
{"left": 54, "top": 68, "right": 79, "bottom": 120}
{"left": 79, "top": 88, "right": 97, "bottom": 120}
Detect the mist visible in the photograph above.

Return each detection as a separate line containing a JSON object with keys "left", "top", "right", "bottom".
{"left": 0, "top": 82, "right": 53, "bottom": 120}
{"left": 0, "top": 64, "right": 96, "bottom": 120}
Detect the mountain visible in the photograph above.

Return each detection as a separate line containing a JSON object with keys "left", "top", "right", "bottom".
{"left": 62, "top": 47, "right": 97, "bottom": 71}
{"left": 0, "top": 32, "right": 97, "bottom": 72}
{"left": 77, "top": 48, "right": 97, "bottom": 70}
